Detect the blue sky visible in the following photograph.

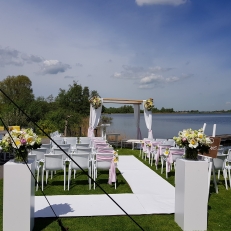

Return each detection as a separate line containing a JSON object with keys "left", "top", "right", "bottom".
{"left": 0, "top": 0, "right": 231, "bottom": 111}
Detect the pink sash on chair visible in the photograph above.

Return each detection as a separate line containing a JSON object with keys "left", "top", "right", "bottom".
{"left": 144, "top": 140, "right": 151, "bottom": 158}
{"left": 97, "top": 148, "right": 114, "bottom": 153}
{"left": 96, "top": 155, "right": 116, "bottom": 185}
{"left": 166, "top": 150, "right": 184, "bottom": 172}
{"left": 153, "top": 142, "right": 166, "bottom": 164}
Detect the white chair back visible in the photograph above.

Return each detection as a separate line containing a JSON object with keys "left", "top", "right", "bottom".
{"left": 51, "top": 137, "right": 64, "bottom": 148}
{"left": 76, "top": 143, "right": 89, "bottom": 148}
{"left": 227, "top": 149, "right": 231, "bottom": 162}
{"left": 76, "top": 147, "right": 92, "bottom": 154}
{"left": 213, "top": 155, "right": 227, "bottom": 170}
{"left": 70, "top": 153, "right": 90, "bottom": 170}
{"left": 31, "top": 148, "right": 47, "bottom": 160}
{"left": 44, "top": 154, "right": 63, "bottom": 170}
{"left": 95, "top": 153, "right": 114, "bottom": 169}
{"left": 79, "top": 137, "right": 90, "bottom": 144}
{"left": 156, "top": 139, "right": 167, "bottom": 142}
{"left": 58, "top": 144, "right": 71, "bottom": 153}
{"left": 65, "top": 137, "right": 77, "bottom": 148}
{"left": 41, "top": 144, "right": 52, "bottom": 153}
{"left": 163, "top": 140, "right": 175, "bottom": 146}
{"left": 53, "top": 147, "right": 70, "bottom": 160}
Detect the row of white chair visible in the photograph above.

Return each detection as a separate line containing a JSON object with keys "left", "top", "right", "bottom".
{"left": 29, "top": 144, "right": 117, "bottom": 191}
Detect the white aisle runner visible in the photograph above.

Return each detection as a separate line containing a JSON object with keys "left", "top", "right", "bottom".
{"left": 35, "top": 155, "right": 175, "bottom": 217}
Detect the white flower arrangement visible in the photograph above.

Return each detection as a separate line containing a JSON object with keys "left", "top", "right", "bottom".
{"left": 89, "top": 96, "right": 102, "bottom": 109}
{"left": 144, "top": 98, "right": 154, "bottom": 111}
{"left": 173, "top": 128, "right": 212, "bottom": 153}
{"left": 0, "top": 128, "right": 42, "bottom": 152}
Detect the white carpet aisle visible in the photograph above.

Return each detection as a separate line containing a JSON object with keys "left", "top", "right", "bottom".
{"left": 34, "top": 155, "right": 175, "bottom": 217}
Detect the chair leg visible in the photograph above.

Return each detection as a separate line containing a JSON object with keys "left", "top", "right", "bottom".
{"left": 36, "top": 166, "right": 40, "bottom": 191}
{"left": 46, "top": 170, "right": 49, "bottom": 184}
{"left": 166, "top": 162, "right": 168, "bottom": 178}
{"left": 212, "top": 165, "right": 218, "bottom": 194}
{"left": 223, "top": 169, "right": 228, "bottom": 190}
{"left": 161, "top": 157, "right": 164, "bottom": 174}
{"left": 68, "top": 168, "right": 71, "bottom": 191}
{"left": 89, "top": 167, "right": 91, "bottom": 190}
{"left": 93, "top": 166, "right": 96, "bottom": 190}
{"left": 228, "top": 168, "right": 231, "bottom": 188}
{"left": 64, "top": 165, "right": 66, "bottom": 191}
{"left": 41, "top": 168, "right": 44, "bottom": 191}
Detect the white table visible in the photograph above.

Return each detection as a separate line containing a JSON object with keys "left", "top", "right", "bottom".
{"left": 126, "top": 139, "right": 142, "bottom": 150}
{"left": 106, "top": 133, "right": 120, "bottom": 147}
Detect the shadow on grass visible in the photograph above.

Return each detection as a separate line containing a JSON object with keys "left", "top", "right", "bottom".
{"left": 33, "top": 217, "right": 57, "bottom": 231}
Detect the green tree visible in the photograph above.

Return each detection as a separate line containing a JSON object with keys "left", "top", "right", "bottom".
{"left": 0, "top": 75, "right": 35, "bottom": 127}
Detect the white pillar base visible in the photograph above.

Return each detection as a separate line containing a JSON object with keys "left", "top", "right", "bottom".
{"left": 175, "top": 159, "right": 208, "bottom": 231}
{"left": 3, "top": 158, "right": 35, "bottom": 231}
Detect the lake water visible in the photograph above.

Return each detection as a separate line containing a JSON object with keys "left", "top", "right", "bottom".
{"left": 106, "top": 113, "right": 231, "bottom": 139}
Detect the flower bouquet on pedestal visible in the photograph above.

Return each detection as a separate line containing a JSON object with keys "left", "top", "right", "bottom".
{"left": 0, "top": 128, "right": 41, "bottom": 163}
{"left": 173, "top": 128, "right": 212, "bottom": 160}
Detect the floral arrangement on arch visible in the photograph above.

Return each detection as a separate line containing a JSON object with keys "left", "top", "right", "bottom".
{"left": 0, "top": 128, "right": 42, "bottom": 153}
{"left": 144, "top": 98, "right": 154, "bottom": 111}
{"left": 89, "top": 96, "right": 102, "bottom": 109}
{"left": 173, "top": 128, "right": 212, "bottom": 154}
{"left": 113, "top": 150, "right": 119, "bottom": 163}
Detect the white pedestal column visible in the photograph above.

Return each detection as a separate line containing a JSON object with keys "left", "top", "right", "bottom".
{"left": 3, "top": 159, "right": 35, "bottom": 231}
{"left": 175, "top": 159, "right": 208, "bottom": 231}
{"left": 100, "top": 124, "right": 110, "bottom": 140}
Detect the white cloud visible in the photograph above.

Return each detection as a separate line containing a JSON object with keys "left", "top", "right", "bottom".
{"left": 64, "top": 76, "right": 75, "bottom": 79}
{"left": 39, "top": 60, "right": 71, "bottom": 75}
{"left": 0, "top": 47, "right": 43, "bottom": 67}
{"left": 111, "top": 65, "right": 144, "bottom": 79}
{"left": 0, "top": 47, "right": 23, "bottom": 66}
{"left": 21, "top": 54, "right": 43, "bottom": 63}
{"left": 166, "top": 76, "right": 180, "bottom": 82}
{"left": 140, "top": 74, "right": 164, "bottom": 84}
{"left": 226, "top": 102, "right": 231, "bottom": 105}
{"left": 136, "top": 0, "right": 188, "bottom": 6}
{"left": 112, "top": 64, "right": 192, "bottom": 89}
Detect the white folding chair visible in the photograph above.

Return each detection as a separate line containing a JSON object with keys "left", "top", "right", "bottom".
{"left": 93, "top": 152, "right": 116, "bottom": 189}
{"left": 41, "top": 154, "right": 66, "bottom": 191}
{"left": 212, "top": 154, "right": 228, "bottom": 193}
{"left": 30, "top": 148, "right": 47, "bottom": 191}
{"left": 79, "top": 137, "right": 90, "bottom": 144}
{"left": 161, "top": 147, "right": 184, "bottom": 178}
{"left": 53, "top": 147, "right": 70, "bottom": 161}
{"left": 67, "top": 153, "right": 91, "bottom": 190}
{"left": 65, "top": 137, "right": 77, "bottom": 151}
{"left": 225, "top": 149, "right": 231, "bottom": 188}
{"left": 51, "top": 137, "right": 64, "bottom": 148}
{"left": 41, "top": 143, "right": 52, "bottom": 153}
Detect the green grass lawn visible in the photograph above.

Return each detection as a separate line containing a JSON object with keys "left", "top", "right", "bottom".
{"left": 1, "top": 149, "right": 231, "bottom": 230}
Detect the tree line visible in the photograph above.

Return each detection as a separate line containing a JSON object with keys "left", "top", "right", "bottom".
{"left": 103, "top": 105, "right": 174, "bottom": 114}
{"left": 0, "top": 75, "right": 99, "bottom": 136}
